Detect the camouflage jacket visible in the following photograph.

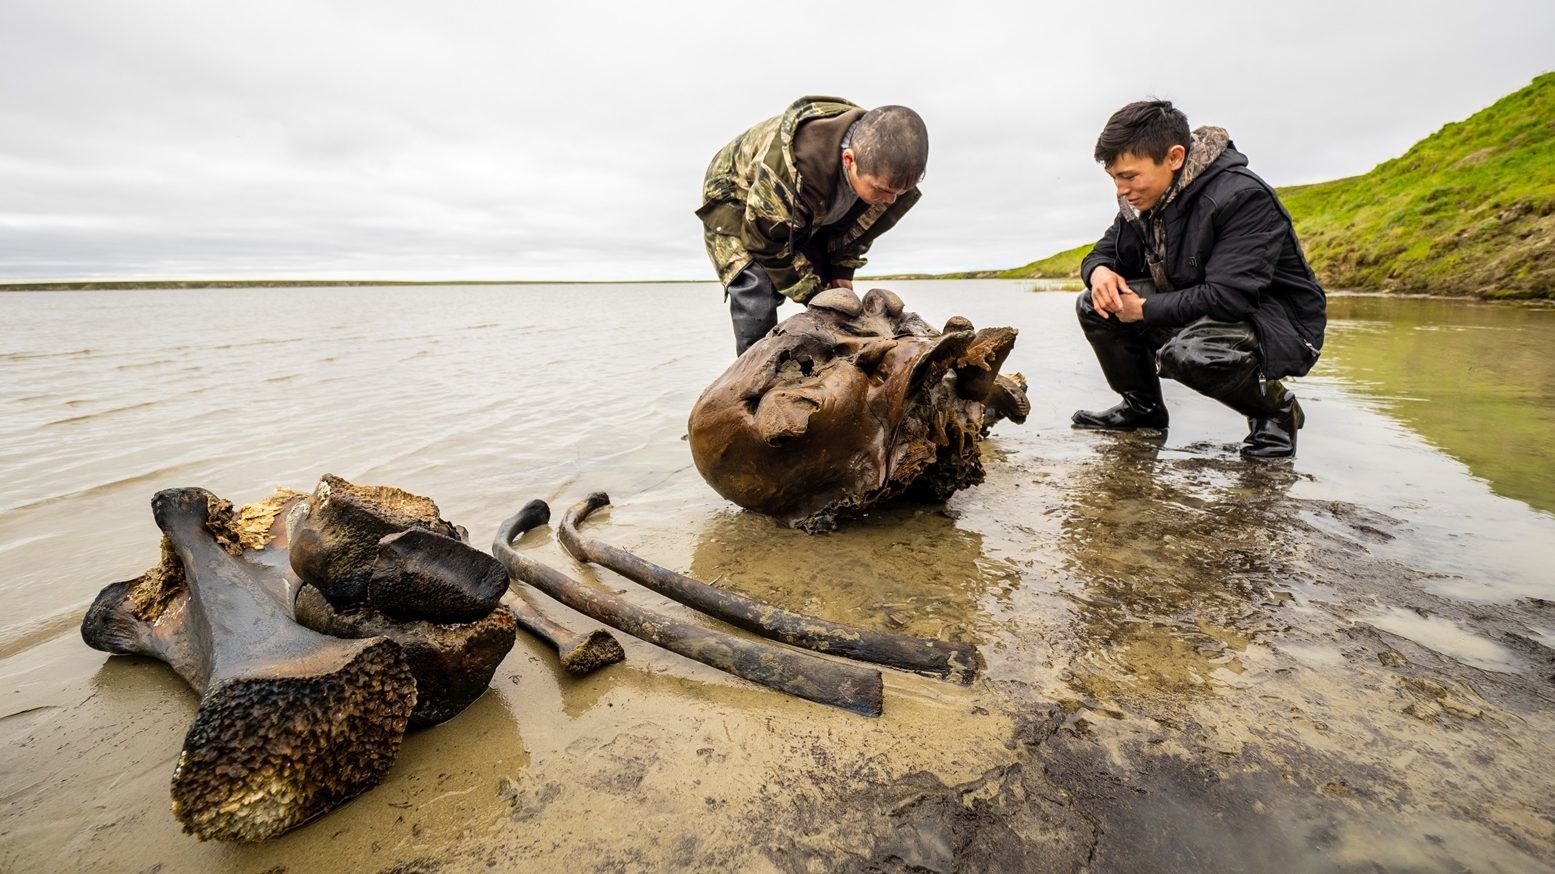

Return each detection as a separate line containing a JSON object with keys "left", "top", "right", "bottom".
{"left": 696, "top": 96, "right": 922, "bottom": 303}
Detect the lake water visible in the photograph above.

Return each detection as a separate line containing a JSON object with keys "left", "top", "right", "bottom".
{"left": 2, "top": 282, "right": 1552, "bottom": 871}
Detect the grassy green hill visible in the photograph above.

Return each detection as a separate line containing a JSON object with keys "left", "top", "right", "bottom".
{"left": 1282, "top": 72, "right": 1554, "bottom": 299}
{"left": 986, "top": 243, "right": 1094, "bottom": 280}
{"left": 997, "top": 74, "right": 1555, "bottom": 299}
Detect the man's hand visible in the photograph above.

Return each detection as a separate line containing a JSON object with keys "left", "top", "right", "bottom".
{"left": 1116, "top": 291, "right": 1145, "bottom": 323}
{"left": 826, "top": 278, "right": 854, "bottom": 290}
{"left": 1089, "top": 265, "right": 1132, "bottom": 319}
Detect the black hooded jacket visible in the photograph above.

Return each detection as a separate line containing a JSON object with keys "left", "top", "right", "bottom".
{"left": 1080, "top": 146, "right": 1327, "bottom": 380}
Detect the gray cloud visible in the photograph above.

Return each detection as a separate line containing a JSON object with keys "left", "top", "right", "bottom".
{"left": 2, "top": 0, "right": 1551, "bottom": 282}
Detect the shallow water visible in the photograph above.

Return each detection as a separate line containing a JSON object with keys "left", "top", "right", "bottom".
{"left": 1, "top": 282, "right": 1552, "bottom": 871}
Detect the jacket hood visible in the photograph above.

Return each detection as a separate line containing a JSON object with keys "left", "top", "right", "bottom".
{"left": 1180, "top": 140, "right": 1248, "bottom": 200}
{"left": 776, "top": 96, "right": 862, "bottom": 179}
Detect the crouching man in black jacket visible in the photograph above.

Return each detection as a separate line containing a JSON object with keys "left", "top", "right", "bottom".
{"left": 1073, "top": 100, "right": 1327, "bottom": 458}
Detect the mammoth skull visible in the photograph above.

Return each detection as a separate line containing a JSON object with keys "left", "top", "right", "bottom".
{"left": 689, "top": 287, "right": 1029, "bottom": 530}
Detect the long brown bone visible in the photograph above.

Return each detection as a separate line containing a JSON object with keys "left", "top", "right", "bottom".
{"left": 502, "top": 592, "right": 626, "bottom": 675}
{"left": 493, "top": 500, "right": 884, "bottom": 716}
{"left": 559, "top": 493, "right": 981, "bottom": 684}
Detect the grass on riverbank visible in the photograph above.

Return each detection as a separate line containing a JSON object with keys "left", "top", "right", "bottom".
{"left": 1280, "top": 72, "right": 1554, "bottom": 299}
{"left": 866, "top": 243, "right": 1093, "bottom": 281}
{"left": 981, "top": 243, "right": 1094, "bottom": 280}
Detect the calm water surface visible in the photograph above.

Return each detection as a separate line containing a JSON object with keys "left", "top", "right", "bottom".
{"left": 1, "top": 282, "right": 1552, "bottom": 871}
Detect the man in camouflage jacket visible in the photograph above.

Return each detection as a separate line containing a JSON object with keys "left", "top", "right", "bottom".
{"left": 697, "top": 97, "right": 927, "bottom": 354}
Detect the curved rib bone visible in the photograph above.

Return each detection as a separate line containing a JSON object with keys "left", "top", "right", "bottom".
{"left": 493, "top": 500, "right": 884, "bottom": 716}
{"left": 81, "top": 487, "right": 416, "bottom": 842}
{"left": 558, "top": 493, "right": 980, "bottom": 684}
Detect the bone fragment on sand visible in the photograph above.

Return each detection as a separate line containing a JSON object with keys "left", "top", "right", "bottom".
{"left": 292, "top": 583, "right": 519, "bottom": 727}
{"left": 287, "top": 473, "right": 619, "bottom": 676}
{"left": 501, "top": 589, "right": 626, "bottom": 675}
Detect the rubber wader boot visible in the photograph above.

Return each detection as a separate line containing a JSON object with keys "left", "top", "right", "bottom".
{"left": 728, "top": 266, "right": 782, "bottom": 356}
{"left": 1073, "top": 284, "right": 1169, "bottom": 430}
{"left": 1241, "top": 385, "right": 1304, "bottom": 458}
{"left": 1071, "top": 340, "right": 1169, "bottom": 430}
{"left": 1208, "top": 373, "right": 1304, "bottom": 458}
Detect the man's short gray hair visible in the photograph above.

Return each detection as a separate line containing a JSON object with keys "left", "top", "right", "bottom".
{"left": 851, "top": 105, "right": 928, "bottom": 190}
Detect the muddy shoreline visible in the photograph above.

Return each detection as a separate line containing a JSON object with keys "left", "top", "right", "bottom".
{"left": 2, "top": 282, "right": 1552, "bottom": 872}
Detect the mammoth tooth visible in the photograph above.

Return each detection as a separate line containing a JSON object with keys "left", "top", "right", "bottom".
{"left": 984, "top": 373, "right": 1031, "bottom": 427}
{"left": 287, "top": 473, "right": 460, "bottom": 605}
{"left": 366, "top": 527, "right": 509, "bottom": 624}
{"left": 953, "top": 326, "right": 1021, "bottom": 407}
{"left": 808, "top": 286, "right": 863, "bottom": 316}
{"left": 907, "top": 329, "right": 975, "bottom": 398}
{"left": 80, "top": 487, "right": 416, "bottom": 843}
{"left": 862, "top": 287, "right": 904, "bottom": 317}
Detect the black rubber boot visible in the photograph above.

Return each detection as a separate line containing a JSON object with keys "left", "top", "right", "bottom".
{"left": 1240, "top": 384, "right": 1304, "bottom": 458}
{"left": 1072, "top": 291, "right": 1168, "bottom": 430}
{"left": 1071, "top": 395, "right": 1169, "bottom": 430}
{"left": 1156, "top": 318, "right": 1303, "bottom": 457}
{"left": 1202, "top": 371, "right": 1303, "bottom": 458}
{"left": 728, "top": 265, "right": 783, "bottom": 356}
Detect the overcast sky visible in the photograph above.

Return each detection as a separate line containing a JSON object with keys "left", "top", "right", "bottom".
{"left": 2, "top": 0, "right": 1551, "bottom": 283}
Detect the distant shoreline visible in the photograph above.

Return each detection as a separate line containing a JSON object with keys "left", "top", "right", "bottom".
{"left": 0, "top": 276, "right": 1059, "bottom": 292}
{"left": 3, "top": 279, "right": 1548, "bottom": 307}
{"left": 0, "top": 278, "right": 705, "bottom": 291}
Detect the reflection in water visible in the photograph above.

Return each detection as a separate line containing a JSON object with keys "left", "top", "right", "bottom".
{"left": 688, "top": 502, "right": 1020, "bottom": 646}
{"left": 1058, "top": 433, "right": 1301, "bottom": 705}
{"left": 1322, "top": 296, "right": 1555, "bottom": 516}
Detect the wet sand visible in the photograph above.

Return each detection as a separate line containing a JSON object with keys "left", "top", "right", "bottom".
{"left": 1, "top": 282, "right": 1552, "bottom": 872}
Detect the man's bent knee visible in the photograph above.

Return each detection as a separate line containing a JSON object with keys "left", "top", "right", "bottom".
{"left": 1076, "top": 289, "right": 1119, "bottom": 331}
{"left": 1075, "top": 289, "right": 1100, "bottom": 322}
{"left": 1157, "top": 320, "right": 1260, "bottom": 389}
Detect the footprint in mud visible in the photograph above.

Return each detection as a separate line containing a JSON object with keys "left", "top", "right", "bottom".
{"left": 1299, "top": 499, "right": 1399, "bottom": 544}
{"left": 498, "top": 778, "right": 562, "bottom": 822}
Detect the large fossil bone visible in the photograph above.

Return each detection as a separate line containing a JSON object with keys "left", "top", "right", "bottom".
{"left": 80, "top": 487, "right": 417, "bottom": 842}
{"left": 688, "top": 287, "right": 1030, "bottom": 530}
{"left": 284, "top": 479, "right": 521, "bottom": 723}
{"left": 493, "top": 500, "right": 885, "bottom": 716}
{"left": 286, "top": 473, "right": 616, "bottom": 682}
{"left": 558, "top": 492, "right": 980, "bottom": 684}
{"left": 366, "top": 526, "right": 509, "bottom": 623}
{"left": 503, "top": 592, "right": 626, "bottom": 675}
{"left": 287, "top": 473, "right": 462, "bottom": 606}
{"left": 293, "top": 583, "right": 517, "bottom": 727}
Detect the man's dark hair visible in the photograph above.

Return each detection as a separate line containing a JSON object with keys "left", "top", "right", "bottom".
{"left": 1094, "top": 99, "right": 1190, "bottom": 165}
{"left": 851, "top": 105, "right": 928, "bottom": 189}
